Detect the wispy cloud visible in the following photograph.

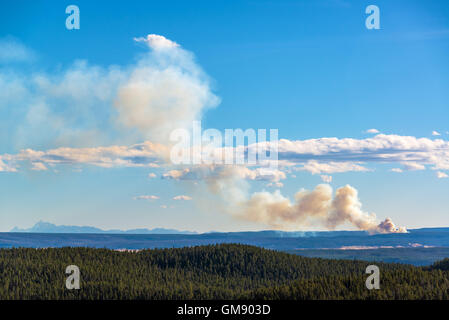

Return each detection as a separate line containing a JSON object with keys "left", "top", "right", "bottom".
{"left": 266, "top": 182, "right": 284, "bottom": 188}
{"left": 295, "top": 160, "right": 370, "bottom": 175}
{"left": 0, "top": 156, "right": 17, "bottom": 172}
{"left": 133, "top": 195, "right": 159, "bottom": 201}
{"left": 31, "top": 162, "right": 47, "bottom": 171}
{"left": 163, "top": 165, "right": 286, "bottom": 183}
{"left": 173, "top": 195, "right": 192, "bottom": 201}
{"left": 0, "top": 38, "right": 36, "bottom": 63}
{"left": 402, "top": 162, "right": 425, "bottom": 171}
{"left": 0, "top": 141, "right": 167, "bottom": 172}
{"left": 437, "top": 171, "right": 448, "bottom": 179}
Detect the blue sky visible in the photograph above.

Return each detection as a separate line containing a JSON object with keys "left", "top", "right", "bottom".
{"left": 0, "top": 0, "right": 448, "bottom": 232}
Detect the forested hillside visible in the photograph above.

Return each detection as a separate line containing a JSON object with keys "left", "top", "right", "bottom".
{"left": 0, "top": 244, "right": 448, "bottom": 299}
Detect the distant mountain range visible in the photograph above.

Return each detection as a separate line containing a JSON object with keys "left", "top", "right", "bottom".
{"left": 10, "top": 221, "right": 197, "bottom": 235}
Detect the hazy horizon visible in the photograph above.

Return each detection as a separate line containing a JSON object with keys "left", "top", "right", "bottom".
{"left": 7, "top": 220, "right": 449, "bottom": 235}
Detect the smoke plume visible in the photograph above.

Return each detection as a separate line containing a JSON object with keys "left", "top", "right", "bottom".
{"left": 165, "top": 163, "right": 406, "bottom": 234}
{"left": 234, "top": 184, "right": 407, "bottom": 234}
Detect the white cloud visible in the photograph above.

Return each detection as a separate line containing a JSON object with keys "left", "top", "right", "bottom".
{"left": 365, "top": 128, "right": 380, "bottom": 134}
{"left": 391, "top": 168, "right": 403, "bottom": 173}
{"left": 436, "top": 171, "right": 448, "bottom": 179}
{"left": 0, "top": 156, "right": 17, "bottom": 172}
{"left": 266, "top": 182, "right": 284, "bottom": 188}
{"left": 432, "top": 131, "right": 441, "bottom": 136}
{"left": 320, "top": 175, "right": 333, "bottom": 183}
{"left": 173, "top": 195, "right": 192, "bottom": 201}
{"left": 0, "top": 141, "right": 168, "bottom": 172}
{"left": 133, "top": 195, "right": 159, "bottom": 201}
{"left": 31, "top": 162, "right": 48, "bottom": 171}
{"left": 148, "top": 173, "right": 157, "bottom": 179}
{"left": 162, "top": 169, "right": 186, "bottom": 180}
{"left": 297, "top": 160, "right": 369, "bottom": 175}
{"left": 163, "top": 165, "right": 286, "bottom": 183}
{"left": 134, "top": 34, "right": 179, "bottom": 50}
{"left": 275, "top": 134, "right": 449, "bottom": 171}
{"left": 402, "top": 162, "right": 425, "bottom": 171}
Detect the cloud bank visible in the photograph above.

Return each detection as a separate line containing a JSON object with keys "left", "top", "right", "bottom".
{"left": 274, "top": 134, "right": 449, "bottom": 172}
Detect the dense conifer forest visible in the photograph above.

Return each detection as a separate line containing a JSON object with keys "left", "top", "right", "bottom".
{"left": 0, "top": 244, "right": 448, "bottom": 300}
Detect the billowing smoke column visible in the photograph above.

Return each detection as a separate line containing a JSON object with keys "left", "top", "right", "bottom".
{"left": 235, "top": 184, "right": 407, "bottom": 234}
{"left": 115, "top": 34, "right": 219, "bottom": 144}
{"left": 166, "top": 165, "right": 407, "bottom": 234}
